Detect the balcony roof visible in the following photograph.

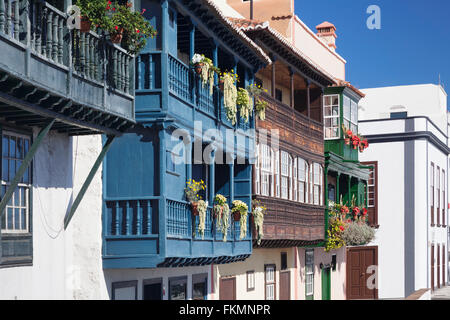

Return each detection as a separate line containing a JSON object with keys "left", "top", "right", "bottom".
{"left": 229, "top": 17, "right": 336, "bottom": 86}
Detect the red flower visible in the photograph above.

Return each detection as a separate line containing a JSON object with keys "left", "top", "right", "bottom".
{"left": 106, "top": 5, "right": 110, "bottom": 10}
{"left": 362, "top": 208, "right": 368, "bottom": 216}
{"left": 339, "top": 225, "right": 345, "bottom": 231}
{"left": 108, "top": 1, "right": 112, "bottom": 4}
{"left": 112, "top": 7, "right": 116, "bottom": 11}
{"left": 346, "top": 130, "right": 353, "bottom": 137}
{"left": 115, "top": 25, "right": 119, "bottom": 30}
{"left": 136, "top": 29, "right": 140, "bottom": 33}
{"left": 352, "top": 207, "right": 360, "bottom": 215}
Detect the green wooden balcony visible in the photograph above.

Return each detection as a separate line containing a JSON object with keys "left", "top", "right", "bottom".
{"left": 0, "top": 0, "right": 135, "bottom": 135}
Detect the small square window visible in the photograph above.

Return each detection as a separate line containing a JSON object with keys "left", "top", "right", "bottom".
{"left": 246, "top": 270, "right": 255, "bottom": 291}
{"left": 281, "top": 252, "right": 287, "bottom": 270}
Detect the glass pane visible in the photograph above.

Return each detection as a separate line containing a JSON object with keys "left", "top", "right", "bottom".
{"left": 2, "top": 136, "right": 8, "bottom": 157}
{"left": 7, "top": 207, "right": 13, "bottom": 229}
{"left": 9, "top": 136, "right": 16, "bottom": 159}
{"left": 24, "top": 139, "right": 29, "bottom": 154}
{"left": 21, "top": 208, "right": 26, "bottom": 230}
{"left": 2, "top": 159, "right": 8, "bottom": 181}
{"left": 332, "top": 96, "right": 339, "bottom": 105}
{"left": 14, "top": 188, "right": 19, "bottom": 206}
{"left": 324, "top": 106, "right": 331, "bottom": 116}
{"left": 9, "top": 160, "right": 15, "bottom": 182}
{"left": 192, "top": 282, "right": 206, "bottom": 300}
{"left": 332, "top": 106, "right": 339, "bottom": 116}
{"left": 14, "top": 208, "right": 20, "bottom": 230}
{"left": 23, "top": 168, "right": 30, "bottom": 184}
{"left": 170, "top": 283, "right": 186, "bottom": 300}
{"left": 16, "top": 160, "right": 21, "bottom": 177}
{"left": 16, "top": 137, "right": 23, "bottom": 159}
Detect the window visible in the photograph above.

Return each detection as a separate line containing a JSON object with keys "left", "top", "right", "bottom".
{"left": 305, "top": 250, "right": 314, "bottom": 298}
{"left": 390, "top": 112, "right": 408, "bottom": 119}
{"left": 192, "top": 274, "right": 208, "bottom": 300}
{"left": 260, "top": 144, "right": 271, "bottom": 196}
{"left": 247, "top": 270, "right": 255, "bottom": 291}
{"left": 281, "top": 151, "right": 289, "bottom": 199}
{"left": 275, "top": 89, "right": 283, "bottom": 102}
{"left": 112, "top": 281, "right": 138, "bottom": 300}
{"left": 313, "top": 163, "right": 323, "bottom": 205}
{"left": 298, "top": 158, "right": 308, "bottom": 203}
{"left": 274, "top": 150, "right": 280, "bottom": 198}
{"left": 431, "top": 163, "right": 435, "bottom": 226}
{"left": 281, "top": 252, "right": 287, "bottom": 270}
{"left": 442, "top": 169, "right": 446, "bottom": 226}
{"left": 343, "top": 96, "right": 358, "bottom": 134}
{"left": 323, "top": 95, "right": 340, "bottom": 139}
{"left": 437, "top": 166, "right": 440, "bottom": 226}
{"left": 362, "top": 161, "right": 378, "bottom": 227}
{"left": 265, "top": 265, "right": 276, "bottom": 300}
{"left": 1, "top": 132, "right": 31, "bottom": 234}
{"left": 293, "top": 158, "right": 298, "bottom": 201}
{"left": 169, "top": 276, "right": 187, "bottom": 300}
{"left": 192, "top": 147, "right": 208, "bottom": 201}
{"left": 254, "top": 145, "right": 260, "bottom": 195}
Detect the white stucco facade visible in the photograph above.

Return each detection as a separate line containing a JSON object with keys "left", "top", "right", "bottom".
{"left": 359, "top": 85, "right": 449, "bottom": 299}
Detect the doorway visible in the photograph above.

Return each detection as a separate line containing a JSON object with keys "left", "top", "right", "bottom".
{"left": 346, "top": 246, "right": 378, "bottom": 300}
{"left": 321, "top": 267, "right": 331, "bottom": 300}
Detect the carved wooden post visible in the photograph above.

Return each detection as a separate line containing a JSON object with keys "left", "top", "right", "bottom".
{"left": 13, "top": 0, "right": 18, "bottom": 40}
{"left": 0, "top": 0, "right": 5, "bottom": 34}
{"left": 79, "top": 32, "right": 85, "bottom": 73}
{"left": 6, "top": 0, "right": 11, "bottom": 36}
{"left": 46, "top": 10, "right": 53, "bottom": 58}
{"left": 58, "top": 17, "right": 63, "bottom": 64}
{"left": 52, "top": 13, "right": 58, "bottom": 61}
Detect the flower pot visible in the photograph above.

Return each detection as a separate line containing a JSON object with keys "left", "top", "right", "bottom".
{"left": 213, "top": 205, "right": 223, "bottom": 219}
{"left": 110, "top": 28, "right": 124, "bottom": 44}
{"left": 219, "top": 79, "right": 224, "bottom": 92}
{"left": 232, "top": 211, "right": 241, "bottom": 222}
{"left": 80, "top": 16, "right": 92, "bottom": 33}
{"left": 194, "top": 63, "right": 204, "bottom": 75}
{"left": 344, "top": 138, "right": 350, "bottom": 145}
{"left": 191, "top": 202, "right": 199, "bottom": 216}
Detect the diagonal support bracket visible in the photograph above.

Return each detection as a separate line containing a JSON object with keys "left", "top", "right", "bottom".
{"left": 0, "top": 120, "right": 56, "bottom": 221}
{"left": 64, "top": 135, "right": 116, "bottom": 230}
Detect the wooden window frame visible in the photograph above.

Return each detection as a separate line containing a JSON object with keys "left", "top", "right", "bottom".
{"left": 259, "top": 144, "right": 271, "bottom": 197}
{"left": 264, "top": 264, "right": 276, "bottom": 300}
{"left": 111, "top": 280, "right": 138, "bottom": 300}
{"left": 323, "top": 94, "right": 340, "bottom": 140}
{"left": 305, "top": 249, "right": 314, "bottom": 299}
{"left": 246, "top": 270, "right": 255, "bottom": 292}
{"left": 298, "top": 158, "right": 308, "bottom": 203}
{"left": 362, "top": 161, "right": 378, "bottom": 227}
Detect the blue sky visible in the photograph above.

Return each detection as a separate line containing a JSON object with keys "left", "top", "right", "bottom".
{"left": 296, "top": 0, "right": 449, "bottom": 96}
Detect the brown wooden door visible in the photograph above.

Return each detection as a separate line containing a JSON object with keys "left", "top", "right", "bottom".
{"left": 431, "top": 245, "right": 435, "bottom": 291}
{"left": 219, "top": 277, "right": 236, "bottom": 300}
{"left": 443, "top": 246, "right": 446, "bottom": 287}
{"left": 347, "top": 246, "right": 378, "bottom": 300}
{"left": 437, "top": 245, "right": 441, "bottom": 288}
{"left": 279, "top": 271, "right": 290, "bottom": 300}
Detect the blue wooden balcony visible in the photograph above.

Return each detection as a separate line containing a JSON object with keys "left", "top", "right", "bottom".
{"left": 103, "top": 197, "right": 252, "bottom": 269}
{"left": 0, "top": 0, "right": 135, "bottom": 135}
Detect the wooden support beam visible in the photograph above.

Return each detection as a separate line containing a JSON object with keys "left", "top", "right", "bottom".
{"left": 64, "top": 135, "right": 115, "bottom": 229}
{"left": 0, "top": 120, "right": 55, "bottom": 221}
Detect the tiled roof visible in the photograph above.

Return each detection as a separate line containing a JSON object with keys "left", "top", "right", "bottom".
{"left": 333, "top": 79, "right": 366, "bottom": 97}
{"left": 316, "top": 21, "right": 336, "bottom": 30}
{"left": 228, "top": 17, "right": 336, "bottom": 85}
{"left": 200, "top": 0, "right": 271, "bottom": 65}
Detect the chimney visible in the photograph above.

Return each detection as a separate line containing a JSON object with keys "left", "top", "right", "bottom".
{"left": 316, "top": 21, "right": 337, "bottom": 51}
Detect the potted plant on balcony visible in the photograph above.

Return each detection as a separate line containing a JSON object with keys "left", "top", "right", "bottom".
{"left": 220, "top": 70, "right": 239, "bottom": 125}
{"left": 196, "top": 199, "right": 208, "bottom": 239}
{"left": 104, "top": 2, "right": 157, "bottom": 54}
{"left": 213, "top": 194, "right": 230, "bottom": 241}
{"left": 324, "top": 200, "right": 347, "bottom": 252}
{"left": 252, "top": 200, "right": 267, "bottom": 245}
{"left": 236, "top": 88, "right": 252, "bottom": 124}
{"left": 185, "top": 179, "right": 206, "bottom": 216}
{"left": 190, "top": 54, "right": 220, "bottom": 96}
{"left": 247, "top": 83, "right": 268, "bottom": 121}
{"left": 75, "top": 0, "right": 110, "bottom": 32}
{"left": 231, "top": 200, "right": 249, "bottom": 240}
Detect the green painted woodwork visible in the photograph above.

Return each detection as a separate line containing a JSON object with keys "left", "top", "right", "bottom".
{"left": 64, "top": 135, "right": 115, "bottom": 229}
{"left": 321, "top": 267, "right": 331, "bottom": 300}
{"left": 0, "top": 120, "right": 55, "bottom": 221}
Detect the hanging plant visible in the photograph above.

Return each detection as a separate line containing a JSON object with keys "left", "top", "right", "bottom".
{"left": 184, "top": 179, "right": 206, "bottom": 216}
{"left": 213, "top": 194, "right": 230, "bottom": 241}
{"left": 324, "top": 199, "right": 347, "bottom": 252}
{"left": 247, "top": 83, "right": 268, "bottom": 121}
{"left": 220, "top": 70, "right": 239, "bottom": 125}
{"left": 196, "top": 200, "right": 208, "bottom": 239}
{"left": 252, "top": 200, "right": 267, "bottom": 246}
{"left": 190, "top": 54, "right": 219, "bottom": 96}
{"left": 236, "top": 88, "right": 252, "bottom": 124}
{"left": 231, "top": 200, "right": 248, "bottom": 240}
{"left": 342, "top": 124, "right": 369, "bottom": 152}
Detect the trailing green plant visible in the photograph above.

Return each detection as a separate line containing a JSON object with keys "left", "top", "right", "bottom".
{"left": 236, "top": 88, "right": 252, "bottom": 123}
{"left": 220, "top": 70, "right": 239, "bottom": 125}
{"left": 247, "top": 83, "right": 268, "bottom": 121}
{"left": 103, "top": 1, "right": 157, "bottom": 55}
{"left": 213, "top": 194, "right": 230, "bottom": 241}
{"left": 191, "top": 54, "right": 220, "bottom": 96}
{"left": 325, "top": 201, "right": 346, "bottom": 252}
{"left": 196, "top": 199, "right": 208, "bottom": 239}
{"left": 231, "top": 200, "right": 248, "bottom": 240}
{"left": 252, "top": 200, "right": 266, "bottom": 245}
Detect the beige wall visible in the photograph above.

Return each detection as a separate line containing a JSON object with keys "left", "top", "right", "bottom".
{"left": 215, "top": 246, "right": 347, "bottom": 300}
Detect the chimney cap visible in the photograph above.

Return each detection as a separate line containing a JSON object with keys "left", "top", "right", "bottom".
{"left": 316, "top": 21, "right": 336, "bottom": 31}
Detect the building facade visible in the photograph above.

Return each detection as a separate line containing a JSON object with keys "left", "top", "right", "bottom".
{"left": 358, "top": 84, "right": 449, "bottom": 299}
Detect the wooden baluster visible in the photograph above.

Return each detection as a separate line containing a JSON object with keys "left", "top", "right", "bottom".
{"left": 46, "top": 10, "right": 52, "bottom": 58}
{"left": 136, "top": 200, "right": 141, "bottom": 236}
{"left": 58, "top": 17, "right": 63, "bottom": 64}
{"left": 113, "top": 48, "right": 117, "bottom": 88}
{"left": 93, "top": 37, "right": 98, "bottom": 81}
{"left": 79, "top": 32, "right": 85, "bottom": 74}
{"left": 29, "top": 1, "right": 35, "bottom": 50}
{"left": 41, "top": 7, "right": 47, "bottom": 55}
{"left": 85, "top": 34, "right": 91, "bottom": 78}
{"left": 118, "top": 52, "right": 123, "bottom": 91}
{"left": 0, "top": 0, "right": 5, "bottom": 34}
{"left": 88, "top": 35, "right": 94, "bottom": 79}
{"left": 146, "top": 200, "right": 152, "bottom": 235}
{"left": 122, "top": 53, "right": 126, "bottom": 92}
{"left": 35, "top": 3, "right": 41, "bottom": 53}
{"left": 125, "top": 201, "right": 130, "bottom": 236}
{"left": 115, "top": 201, "right": 120, "bottom": 235}
{"left": 13, "top": 0, "right": 18, "bottom": 40}
{"left": 124, "top": 55, "right": 129, "bottom": 94}
{"left": 6, "top": 0, "right": 11, "bottom": 36}
{"left": 52, "top": 13, "right": 58, "bottom": 61}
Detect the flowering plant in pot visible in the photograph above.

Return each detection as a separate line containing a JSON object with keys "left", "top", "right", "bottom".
{"left": 104, "top": 2, "right": 157, "bottom": 54}
{"left": 246, "top": 83, "right": 268, "bottom": 121}
{"left": 252, "top": 200, "right": 267, "bottom": 245}
{"left": 184, "top": 179, "right": 206, "bottom": 216}
{"left": 195, "top": 199, "right": 208, "bottom": 239}
{"left": 74, "top": 0, "right": 111, "bottom": 32}
{"left": 325, "top": 200, "right": 347, "bottom": 252}
{"left": 190, "top": 54, "right": 220, "bottom": 96}
{"left": 231, "top": 200, "right": 249, "bottom": 240}
{"left": 236, "top": 88, "right": 252, "bottom": 124}
{"left": 213, "top": 194, "right": 230, "bottom": 241}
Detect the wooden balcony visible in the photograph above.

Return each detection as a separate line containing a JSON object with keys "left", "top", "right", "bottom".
{"left": 103, "top": 197, "right": 252, "bottom": 269}
{"left": 0, "top": 0, "right": 135, "bottom": 135}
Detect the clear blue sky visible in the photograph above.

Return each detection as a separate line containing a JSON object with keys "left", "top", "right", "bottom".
{"left": 296, "top": 0, "right": 449, "bottom": 96}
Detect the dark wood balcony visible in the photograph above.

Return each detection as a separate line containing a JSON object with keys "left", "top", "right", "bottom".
{"left": 0, "top": 0, "right": 135, "bottom": 135}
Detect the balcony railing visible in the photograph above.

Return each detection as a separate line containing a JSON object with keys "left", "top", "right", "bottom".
{"left": 0, "top": 0, "right": 135, "bottom": 130}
